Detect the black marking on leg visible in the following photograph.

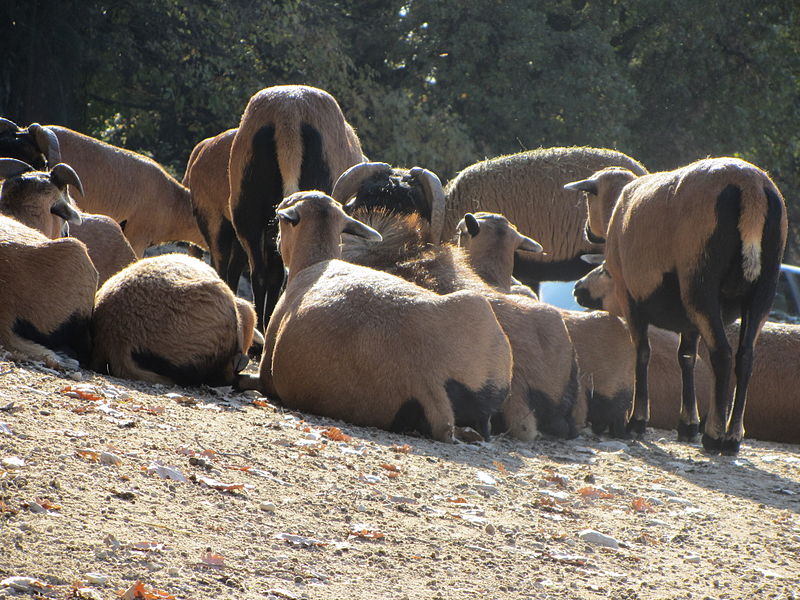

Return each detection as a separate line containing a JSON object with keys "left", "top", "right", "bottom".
{"left": 446, "top": 379, "right": 507, "bottom": 440}
{"left": 720, "top": 437, "right": 741, "bottom": 456}
{"left": 528, "top": 359, "right": 580, "bottom": 439}
{"left": 677, "top": 422, "right": 700, "bottom": 443}
{"left": 702, "top": 432, "right": 723, "bottom": 455}
{"left": 298, "top": 124, "right": 332, "bottom": 192}
{"left": 390, "top": 398, "right": 432, "bottom": 438}
{"left": 13, "top": 313, "right": 92, "bottom": 365}
{"left": 626, "top": 417, "right": 647, "bottom": 439}
{"left": 587, "top": 389, "right": 632, "bottom": 438}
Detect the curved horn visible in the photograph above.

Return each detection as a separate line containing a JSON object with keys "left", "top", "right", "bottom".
{"left": 517, "top": 234, "right": 543, "bottom": 254}
{"left": 331, "top": 161, "right": 391, "bottom": 205}
{"left": 50, "top": 163, "right": 84, "bottom": 197}
{"left": 29, "top": 123, "right": 61, "bottom": 165}
{"left": 0, "top": 118, "right": 20, "bottom": 135}
{"left": 580, "top": 253, "right": 605, "bottom": 265}
{"left": 0, "top": 158, "right": 35, "bottom": 180}
{"left": 410, "top": 166, "right": 445, "bottom": 244}
{"left": 564, "top": 178, "right": 598, "bottom": 195}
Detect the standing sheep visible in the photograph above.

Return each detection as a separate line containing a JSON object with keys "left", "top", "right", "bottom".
{"left": 444, "top": 147, "right": 647, "bottom": 287}
{"left": 229, "top": 85, "right": 365, "bottom": 327}
{"left": 183, "top": 128, "right": 247, "bottom": 289}
{"left": 335, "top": 168, "right": 580, "bottom": 440}
{"left": 568, "top": 158, "right": 787, "bottom": 454}
{"left": 90, "top": 254, "right": 256, "bottom": 386}
{"left": 259, "top": 191, "right": 512, "bottom": 442}
{"left": 0, "top": 215, "right": 97, "bottom": 369}
{"left": 45, "top": 126, "right": 205, "bottom": 257}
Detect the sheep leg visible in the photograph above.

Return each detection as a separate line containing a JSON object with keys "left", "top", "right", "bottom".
{"left": 676, "top": 331, "right": 700, "bottom": 442}
{"left": 2, "top": 333, "right": 77, "bottom": 371}
{"left": 225, "top": 241, "right": 249, "bottom": 294}
{"left": 695, "top": 311, "right": 732, "bottom": 455}
{"left": 722, "top": 307, "right": 759, "bottom": 455}
{"left": 626, "top": 307, "right": 650, "bottom": 439}
{"left": 262, "top": 247, "right": 287, "bottom": 326}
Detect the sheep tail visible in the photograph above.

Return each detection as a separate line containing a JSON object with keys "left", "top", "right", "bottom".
{"left": 275, "top": 118, "right": 303, "bottom": 196}
{"left": 738, "top": 181, "right": 771, "bottom": 282}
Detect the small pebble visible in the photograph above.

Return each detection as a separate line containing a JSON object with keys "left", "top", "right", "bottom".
{"left": 260, "top": 501, "right": 276, "bottom": 513}
{"left": 68, "top": 371, "right": 84, "bottom": 381}
{"left": 485, "top": 523, "right": 496, "bottom": 535}
{"left": 167, "top": 567, "right": 180, "bottom": 577}
{"left": 578, "top": 529, "right": 620, "bottom": 549}
{"left": 684, "top": 554, "right": 701, "bottom": 563}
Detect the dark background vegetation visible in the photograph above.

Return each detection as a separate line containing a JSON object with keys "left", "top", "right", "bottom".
{"left": 2, "top": 0, "right": 798, "bottom": 259}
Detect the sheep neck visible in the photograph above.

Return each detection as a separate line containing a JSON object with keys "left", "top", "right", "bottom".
{"left": 285, "top": 228, "right": 343, "bottom": 280}
{"left": 470, "top": 246, "right": 514, "bottom": 291}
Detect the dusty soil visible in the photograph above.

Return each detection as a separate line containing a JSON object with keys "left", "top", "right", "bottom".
{"left": 0, "top": 356, "right": 798, "bottom": 600}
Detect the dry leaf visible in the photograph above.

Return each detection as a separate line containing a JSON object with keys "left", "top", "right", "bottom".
{"left": 200, "top": 551, "right": 226, "bottom": 568}
{"left": 578, "top": 486, "right": 614, "bottom": 499}
{"left": 632, "top": 497, "right": 655, "bottom": 512}
{"left": 379, "top": 463, "right": 400, "bottom": 472}
{"left": 322, "top": 427, "right": 352, "bottom": 442}
{"left": 35, "top": 497, "right": 61, "bottom": 511}
{"left": 492, "top": 460, "right": 508, "bottom": 474}
{"left": 447, "top": 497, "right": 468, "bottom": 504}
{"left": 118, "top": 580, "right": 176, "bottom": 600}
{"left": 386, "top": 471, "right": 400, "bottom": 479}
{"left": 251, "top": 399, "right": 270, "bottom": 408}
{"left": 129, "top": 541, "right": 165, "bottom": 552}
{"left": 349, "top": 527, "right": 385, "bottom": 540}
{"left": 194, "top": 475, "right": 246, "bottom": 492}
{"left": 61, "top": 386, "right": 103, "bottom": 402}
{"left": 76, "top": 449, "right": 100, "bottom": 462}
{"left": 391, "top": 444, "right": 411, "bottom": 454}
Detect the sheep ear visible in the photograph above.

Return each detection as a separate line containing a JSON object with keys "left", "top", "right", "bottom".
{"left": 119, "top": 219, "right": 128, "bottom": 231}
{"left": 343, "top": 216, "right": 382, "bottom": 242}
{"left": 463, "top": 213, "right": 481, "bottom": 237}
{"left": 564, "top": 178, "right": 598, "bottom": 195}
{"left": 517, "top": 235, "right": 543, "bottom": 254}
{"left": 580, "top": 253, "right": 605, "bottom": 265}
{"left": 277, "top": 207, "right": 300, "bottom": 226}
{"left": 50, "top": 163, "right": 84, "bottom": 196}
{"left": 51, "top": 199, "right": 83, "bottom": 225}
{"left": 0, "top": 158, "right": 35, "bottom": 180}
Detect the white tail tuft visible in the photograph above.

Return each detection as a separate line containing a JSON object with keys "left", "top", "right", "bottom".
{"left": 742, "top": 242, "right": 761, "bottom": 282}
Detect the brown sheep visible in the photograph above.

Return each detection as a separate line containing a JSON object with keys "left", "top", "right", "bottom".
{"left": 0, "top": 158, "right": 83, "bottom": 238}
{"left": 45, "top": 125, "right": 205, "bottom": 257}
{"left": 69, "top": 213, "right": 136, "bottom": 285}
{"left": 258, "top": 191, "right": 512, "bottom": 442}
{"left": 0, "top": 215, "right": 97, "bottom": 369}
{"left": 336, "top": 170, "right": 580, "bottom": 440}
{"left": 183, "top": 128, "right": 247, "bottom": 289}
{"left": 228, "top": 85, "right": 365, "bottom": 327}
{"left": 455, "top": 210, "right": 714, "bottom": 438}
{"left": 443, "top": 147, "right": 648, "bottom": 289}
{"left": 0, "top": 118, "right": 60, "bottom": 170}
{"left": 569, "top": 158, "right": 788, "bottom": 454}
{"left": 90, "top": 254, "right": 255, "bottom": 386}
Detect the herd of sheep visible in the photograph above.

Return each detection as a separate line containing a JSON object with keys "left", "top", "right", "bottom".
{"left": 0, "top": 84, "right": 796, "bottom": 456}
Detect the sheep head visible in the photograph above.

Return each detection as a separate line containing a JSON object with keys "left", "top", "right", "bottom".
{"left": 564, "top": 167, "right": 638, "bottom": 244}
{"left": 0, "top": 119, "right": 61, "bottom": 169}
{"left": 573, "top": 256, "right": 623, "bottom": 314}
{"left": 276, "top": 191, "right": 382, "bottom": 276}
{"left": 332, "top": 162, "right": 445, "bottom": 244}
{"left": 0, "top": 158, "right": 83, "bottom": 238}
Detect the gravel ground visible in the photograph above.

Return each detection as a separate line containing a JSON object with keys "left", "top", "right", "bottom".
{"left": 0, "top": 357, "right": 798, "bottom": 600}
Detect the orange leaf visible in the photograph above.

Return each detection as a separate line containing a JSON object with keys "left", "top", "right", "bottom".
{"left": 492, "top": 460, "right": 508, "bottom": 474}
{"left": 61, "top": 386, "right": 103, "bottom": 402}
{"left": 446, "top": 497, "right": 468, "bottom": 504}
{"left": 578, "top": 486, "right": 614, "bottom": 499}
{"left": 379, "top": 463, "right": 400, "bottom": 472}
{"left": 350, "top": 528, "right": 385, "bottom": 540}
{"left": 632, "top": 497, "right": 655, "bottom": 512}
{"left": 322, "top": 427, "right": 352, "bottom": 442}
{"left": 76, "top": 449, "right": 100, "bottom": 462}
{"left": 36, "top": 498, "right": 61, "bottom": 511}
{"left": 118, "top": 581, "right": 176, "bottom": 600}
{"left": 252, "top": 399, "right": 270, "bottom": 407}
{"left": 200, "top": 551, "right": 226, "bottom": 568}
{"left": 391, "top": 444, "right": 411, "bottom": 454}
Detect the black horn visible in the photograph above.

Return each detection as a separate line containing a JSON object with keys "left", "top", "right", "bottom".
{"left": 410, "top": 166, "right": 445, "bottom": 244}
{"left": 50, "top": 163, "right": 84, "bottom": 197}
{"left": 331, "top": 162, "right": 391, "bottom": 205}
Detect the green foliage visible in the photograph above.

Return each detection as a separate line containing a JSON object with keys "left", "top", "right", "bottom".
{"left": 1, "top": 0, "right": 797, "bottom": 257}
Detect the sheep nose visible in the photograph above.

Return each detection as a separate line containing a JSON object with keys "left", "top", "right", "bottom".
{"left": 574, "top": 286, "right": 600, "bottom": 310}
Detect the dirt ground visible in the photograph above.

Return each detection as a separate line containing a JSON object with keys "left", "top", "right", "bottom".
{"left": 0, "top": 356, "right": 798, "bottom": 600}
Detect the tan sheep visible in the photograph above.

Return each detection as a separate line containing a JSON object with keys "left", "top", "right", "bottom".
{"left": 45, "top": 126, "right": 205, "bottom": 257}
{"left": 0, "top": 158, "right": 83, "bottom": 238}
{"left": 69, "top": 213, "right": 136, "bottom": 285}
{"left": 90, "top": 254, "right": 255, "bottom": 386}
{"left": 0, "top": 215, "right": 97, "bottom": 369}
{"left": 458, "top": 210, "right": 716, "bottom": 438}
{"left": 335, "top": 170, "right": 580, "bottom": 441}
{"left": 444, "top": 147, "right": 647, "bottom": 288}
{"left": 228, "top": 85, "right": 365, "bottom": 326}
{"left": 257, "top": 191, "right": 512, "bottom": 443}
{"left": 569, "top": 158, "right": 788, "bottom": 454}
{"left": 183, "top": 128, "right": 247, "bottom": 289}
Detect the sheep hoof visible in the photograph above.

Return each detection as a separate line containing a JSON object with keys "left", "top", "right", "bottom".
{"left": 625, "top": 418, "right": 647, "bottom": 439}
{"left": 701, "top": 433, "right": 723, "bottom": 455}
{"left": 677, "top": 422, "right": 700, "bottom": 443}
{"left": 608, "top": 418, "right": 630, "bottom": 439}
{"left": 720, "top": 438, "right": 741, "bottom": 456}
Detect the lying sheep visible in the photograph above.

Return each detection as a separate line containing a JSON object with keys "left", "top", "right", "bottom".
{"left": 229, "top": 85, "right": 365, "bottom": 327}
{"left": 183, "top": 128, "right": 247, "bottom": 289}
{"left": 258, "top": 191, "right": 512, "bottom": 442}
{"left": 335, "top": 169, "right": 580, "bottom": 440}
{"left": 569, "top": 158, "right": 788, "bottom": 454}
{"left": 90, "top": 254, "right": 256, "bottom": 386}
{"left": 45, "top": 126, "right": 205, "bottom": 257}
{"left": 0, "top": 118, "right": 60, "bottom": 169}
{"left": 69, "top": 213, "right": 136, "bottom": 285}
{"left": 0, "top": 158, "right": 83, "bottom": 238}
{"left": 0, "top": 215, "right": 97, "bottom": 369}
{"left": 443, "top": 147, "right": 648, "bottom": 288}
